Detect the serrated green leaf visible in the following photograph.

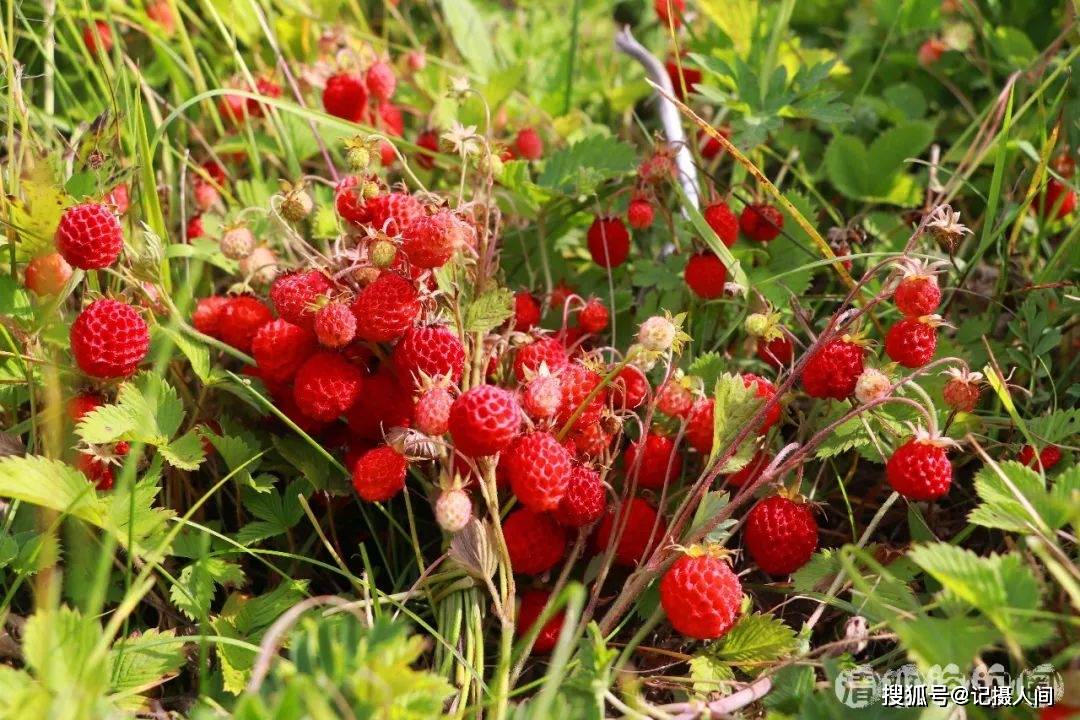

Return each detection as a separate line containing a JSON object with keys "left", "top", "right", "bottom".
{"left": 108, "top": 629, "right": 185, "bottom": 698}
{"left": 0, "top": 456, "right": 105, "bottom": 527}
{"left": 792, "top": 548, "right": 841, "bottom": 594}
{"left": 688, "top": 654, "right": 734, "bottom": 693}
{"left": 77, "top": 402, "right": 137, "bottom": 445}
{"left": 170, "top": 557, "right": 246, "bottom": 620}
{"left": 463, "top": 287, "right": 513, "bottom": 333}
{"left": 235, "top": 481, "right": 306, "bottom": 544}
{"left": 709, "top": 373, "right": 763, "bottom": 467}
{"left": 538, "top": 135, "right": 636, "bottom": 194}
{"left": 160, "top": 429, "right": 206, "bottom": 471}
{"left": 687, "top": 352, "right": 724, "bottom": 390}
{"left": 154, "top": 326, "right": 211, "bottom": 383}
{"left": 1027, "top": 408, "right": 1080, "bottom": 445}
{"left": 968, "top": 460, "right": 1072, "bottom": 533}
{"left": 708, "top": 612, "right": 796, "bottom": 666}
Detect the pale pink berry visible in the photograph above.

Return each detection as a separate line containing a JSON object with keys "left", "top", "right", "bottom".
{"left": 435, "top": 488, "right": 472, "bottom": 532}
{"left": 239, "top": 246, "right": 278, "bottom": 284}
{"left": 415, "top": 387, "right": 454, "bottom": 436}
{"left": 220, "top": 225, "right": 256, "bottom": 260}
{"left": 193, "top": 180, "right": 220, "bottom": 212}
{"left": 523, "top": 375, "right": 563, "bottom": 420}
{"left": 638, "top": 315, "right": 677, "bottom": 352}
{"left": 854, "top": 368, "right": 892, "bottom": 405}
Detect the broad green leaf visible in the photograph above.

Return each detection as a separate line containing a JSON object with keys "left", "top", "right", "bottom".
{"left": 867, "top": 121, "right": 935, "bottom": 184}
{"left": 440, "top": 0, "right": 497, "bottom": 78}
{"left": 108, "top": 629, "right": 185, "bottom": 699}
{"left": 0, "top": 456, "right": 105, "bottom": 527}
{"left": 688, "top": 654, "right": 734, "bottom": 693}
{"left": 687, "top": 352, "right": 724, "bottom": 390}
{"left": 160, "top": 429, "right": 207, "bottom": 471}
{"left": 538, "top": 135, "right": 636, "bottom": 194}
{"left": 463, "top": 287, "right": 514, "bottom": 333}
{"left": 22, "top": 605, "right": 107, "bottom": 698}
{"left": 709, "top": 612, "right": 797, "bottom": 665}
{"left": 709, "top": 373, "right": 763, "bottom": 468}
{"left": 170, "top": 557, "right": 246, "bottom": 620}
{"left": 823, "top": 134, "right": 871, "bottom": 200}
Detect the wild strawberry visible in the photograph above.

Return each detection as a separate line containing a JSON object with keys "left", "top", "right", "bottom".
{"left": 78, "top": 441, "right": 130, "bottom": 491}
{"left": 448, "top": 385, "right": 521, "bottom": 457}
{"left": 246, "top": 76, "right": 281, "bottom": 117}
{"left": 351, "top": 445, "right": 407, "bottom": 502}
{"left": 506, "top": 432, "right": 574, "bottom": 511}
{"left": 523, "top": 374, "right": 562, "bottom": 419}
{"left": 200, "top": 159, "right": 227, "bottom": 186}
{"left": 699, "top": 126, "right": 730, "bottom": 159}
{"left": 379, "top": 141, "right": 396, "bottom": 167}
{"left": 365, "top": 60, "right": 396, "bottom": 102}
{"left": 393, "top": 325, "right": 466, "bottom": 388}
{"left": 665, "top": 56, "right": 701, "bottom": 100}
{"left": 577, "top": 299, "right": 609, "bottom": 334}
{"left": 626, "top": 433, "right": 682, "bottom": 489}
{"left": 743, "top": 373, "right": 781, "bottom": 433}
{"left": 513, "top": 292, "right": 542, "bottom": 332}
{"left": 71, "top": 299, "right": 149, "bottom": 379}
{"left": 293, "top": 351, "right": 364, "bottom": 422}
{"left": 513, "top": 336, "right": 569, "bottom": 382}
{"left": 894, "top": 260, "right": 942, "bottom": 316}
{"left": 240, "top": 246, "right": 278, "bottom": 285}
{"left": 638, "top": 146, "right": 676, "bottom": 183}
{"left": 323, "top": 72, "right": 367, "bottom": 122}
{"left": 854, "top": 367, "right": 892, "bottom": 404}
{"left": 626, "top": 198, "right": 653, "bottom": 231}
{"left": 744, "top": 495, "right": 818, "bottom": 575}
{"left": 191, "top": 296, "right": 228, "bottom": 338}
{"left": 726, "top": 450, "right": 771, "bottom": 488}
{"left": 592, "top": 497, "right": 666, "bottom": 567}
{"left": 220, "top": 224, "right": 256, "bottom": 260}
{"left": 886, "top": 434, "right": 953, "bottom": 500}
{"left": 279, "top": 182, "right": 313, "bottom": 222}
{"left": 504, "top": 508, "right": 567, "bottom": 575}
{"left": 271, "top": 270, "right": 332, "bottom": 330}
{"left": 586, "top": 216, "right": 631, "bottom": 269}
{"left": 654, "top": 0, "right": 685, "bottom": 27}
{"left": 685, "top": 398, "right": 714, "bottom": 454}
{"left": 656, "top": 377, "right": 695, "bottom": 418}
{"left": 885, "top": 316, "right": 938, "bottom": 368}
{"left": 415, "top": 130, "right": 440, "bottom": 170}
{"left": 557, "top": 363, "right": 607, "bottom": 429}
{"left": 516, "top": 589, "right": 565, "bottom": 653}
{"left": 25, "top": 253, "right": 73, "bottom": 296}
{"left": 55, "top": 202, "right": 123, "bottom": 270}
{"left": 703, "top": 200, "right": 738, "bottom": 247}
{"left": 402, "top": 210, "right": 468, "bottom": 268}
{"left": 146, "top": 0, "right": 176, "bottom": 33}
{"left": 569, "top": 419, "right": 616, "bottom": 459}
{"left": 611, "top": 365, "right": 648, "bottom": 409}
{"left": 917, "top": 37, "right": 947, "bottom": 66}
{"left": 377, "top": 102, "right": 404, "bottom": 136}
{"left": 192, "top": 179, "right": 221, "bottom": 211}
{"left": 435, "top": 487, "right": 472, "bottom": 532}
{"left": 942, "top": 368, "right": 983, "bottom": 412}
{"left": 684, "top": 252, "right": 727, "bottom": 299}
{"left": 67, "top": 393, "right": 103, "bottom": 424}
{"left": 218, "top": 93, "right": 249, "bottom": 125}
{"left": 414, "top": 386, "right": 454, "bottom": 436}
{"left": 335, "top": 175, "right": 375, "bottom": 225}
{"left": 549, "top": 281, "right": 575, "bottom": 313}
{"left": 756, "top": 335, "right": 793, "bottom": 368}
{"left": 217, "top": 296, "right": 273, "bottom": 353}
{"left": 83, "top": 20, "right": 113, "bottom": 55}
{"left": 186, "top": 214, "right": 204, "bottom": 239}
{"left": 314, "top": 303, "right": 357, "bottom": 349}
{"left": 659, "top": 548, "right": 742, "bottom": 640}
{"left": 553, "top": 465, "right": 606, "bottom": 527}
{"left": 801, "top": 337, "right": 865, "bottom": 400}
{"left": 352, "top": 272, "right": 421, "bottom": 342}
{"left": 104, "top": 184, "right": 130, "bottom": 215}
{"left": 1018, "top": 444, "right": 1062, "bottom": 470}
{"left": 346, "top": 370, "right": 414, "bottom": 440}
{"left": 1039, "top": 178, "right": 1077, "bottom": 220}
{"left": 739, "top": 203, "right": 784, "bottom": 242}
{"left": 366, "top": 192, "right": 423, "bottom": 235}
{"left": 251, "top": 319, "right": 316, "bottom": 383}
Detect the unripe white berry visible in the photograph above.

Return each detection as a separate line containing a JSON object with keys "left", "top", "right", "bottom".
{"left": 854, "top": 368, "right": 891, "bottom": 404}
{"left": 637, "top": 316, "right": 677, "bottom": 352}
{"left": 435, "top": 488, "right": 472, "bottom": 533}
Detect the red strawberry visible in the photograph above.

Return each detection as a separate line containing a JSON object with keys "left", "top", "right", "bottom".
{"left": 685, "top": 398, "right": 714, "bottom": 454}
{"left": 756, "top": 335, "right": 793, "bottom": 368}
{"left": 744, "top": 495, "right": 818, "bottom": 575}
{"left": 67, "top": 393, "right": 103, "bottom": 424}
{"left": 626, "top": 433, "right": 682, "bottom": 489}
{"left": 627, "top": 198, "right": 654, "bottom": 230}
{"left": 513, "top": 292, "right": 542, "bottom": 332}
{"left": 1018, "top": 444, "right": 1062, "bottom": 470}
{"left": 251, "top": 319, "right": 316, "bottom": 383}
{"left": 314, "top": 303, "right": 357, "bottom": 348}
{"left": 346, "top": 370, "right": 414, "bottom": 440}
{"left": 270, "top": 270, "right": 332, "bottom": 330}
{"left": 25, "top": 253, "right": 73, "bottom": 296}
{"left": 513, "top": 337, "right": 569, "bottom": 382}
{"left": 335, "top": 175, "right": 373, "bottom": 225}
{"left": 698, "top": 126, "right": 730, "bottom": 159}
{"left": 654, "top": 0, "right": 685, "bottom": 27}
{"left": 293, "top": 351, "right": 364, "bottom": 422}
{"left": 83, "top": 20, "right": 113, "bottom": 55}
{"left": 55, "top": 202, "right": 123, "bottom": 270}
{"left": 415, "top": 130, "right": 440, "bottom": 169}
{"left": 217, "top": 296, "right": 273, "bottom": 353}
{"left": 377, "top": 102, "right": 404, "bottom": 136}
{"left": 659, "top": 549, "right": 742, "bottom": 640}
{"left": 351, "top": 272, "right": 421, "bottom": 342}
{"left": 448, "top": 385, "right": 521, "bottom": 457}
{"left": 739, "top": 203, "right": 784, "bottom": 242}
{"left": 568, "top": 420, "right": 615, "bottom": 459}
{"left": 366, "top": 192, "right": 423, "bottom": 235}
{"left": 725, "top": 450, "right": 771, "bottom": 488}
{"left": 665, "top": 56, "right": 701, "bottom": 100}
{"left": 553, "top": 465, "right": 606, "bottom": 527}
{"left": 103, "top": 184, "right": 130, "bottom": 215}
{"left": 894, "top": 274, "right": 941, "bottom": 317}
{"left": 611, "top": 365, "right": 648, "bottom": 410}
{"left": 523, "top": 374, "right": 562, "bottom": 419}
{"left": 592, "top": 497, "right": 666, "bottom": 567}
{"left": 557, "top": 363, "right": 606, "bottom": 429}
{"left": 942, "top": 370, "right": 982, "bottom": 412}
{"left": 514, "top": 127, "right": 544, "bottom": 161}
{"left": 549, "top": 281, "right": 575, "bottom": 313}
{"left": 516, "top": 589, "right": 565, "bottom": 653}
{"left": 886, "top": 436, "right": 952, "bottom": 500}
{"left": 586, "top": 216, "right": 631, "bottom": 268}
{"left": 218, "top": 92, "right": 249, "bottom": 125}
{"left": 917, "top": 37, "right": 947, "bottom": 66}
{"left": 392, "top": 325, "right": 466, "bottom": 387}
{"left": 1039, "top": 178, "right": 1077, "bottom": 220}
{"left": 414, "top": 386, "right": 454, "bottom": 436}
{"left": 503, "top": 508, "right": 567, "bottom": 575}
{"left": 323, "top": 72, "right": 367, "bottom": 122}
{"left": 801, "top": 337, "right": 865, "bottom": 400}
{"left": 247, "top": 76, "right": 282, "bottom": 117}
{"left": 506, "top": 432, "right": 574, "bottom": 511}
{"left": 365, "top": 60, "right": 396, "bottom": 102}
{"left": 702, "top": 200, "right": 738, "bottom": 247}
{"left": 71, "top": 299, "right": 149, "bottom": 379}
{"left": 402, "top": 210, "right": 466, "bottom": 268}
{"left": 743, "top": 373, "right": 781, "bottom": 433}
{"left": 191, "top": 296, "right": 228, "bottom": 338}
{"left": 577, "top": 299, "right": 609, "bottom": 334}
{"left": 656, "top": 378, "right": 695, "bottom": 418}
{"left": 186, "top": 214, "right": 204, "bottom": 239}
{"left": 351, "top": 445, "right": 407, "bottom": 502}
{"left": 885, "top": 317, "right": 938, "bottom": 368}
{"left": 77, "top": 442, "right": 130, "bottom": 491}
{"left": 684, "top": 252, "right": 727, "bottom": 299}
